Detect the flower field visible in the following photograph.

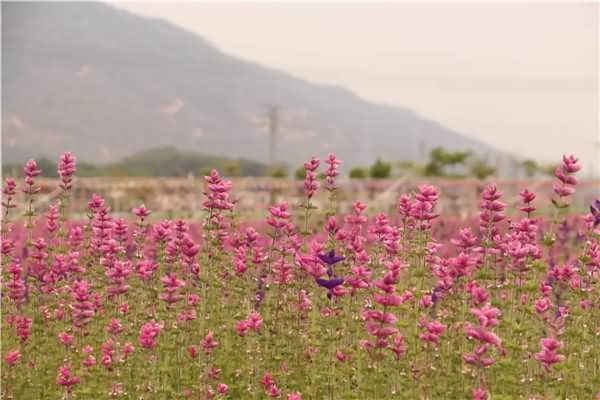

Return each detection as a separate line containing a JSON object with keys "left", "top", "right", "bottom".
{"left": 1, "top": 152, "right": 599, "bottom": 399}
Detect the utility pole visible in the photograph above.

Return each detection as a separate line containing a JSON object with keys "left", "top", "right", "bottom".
{"left": 419, "top": 139, "right": 426, "bottom": 161}
{"left": 266, "top": 105, "right": 280, "bottom": 205}
{"left": 267, "top": 105, "right": 279, "bottom": 170}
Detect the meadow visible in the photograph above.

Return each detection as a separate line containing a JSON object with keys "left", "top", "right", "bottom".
{"left": 1, "top": 152, "right": 599, "bottom": 399}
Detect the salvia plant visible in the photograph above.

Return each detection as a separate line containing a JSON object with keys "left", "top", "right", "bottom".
{"left": 0, "top": 151, "right": 599, "bottom": 399}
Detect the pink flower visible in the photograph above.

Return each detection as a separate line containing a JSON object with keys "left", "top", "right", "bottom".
{"left": 87, "top": 193, "right": 105, "bottom": 212}
{"left": 159, "top": 272, "right": 186, "bottom": 306}
{"left": 136, "top": 260, "right": 158, "bottom": 280}
{"left": 58, "top": 152, "right": 77, "bottom": 190}
{"left": 303, "top": 156, "right": 320, "bottom": 172}
{"left": 187, "top": 345, "right": 199, "bottom": 359}
{"left": 132, "top": 204, "right": 151, "bottom": 219}
{"left": 267, "top": 202, "right": 291, "bottom": 229}
{"left": 106, "top": 319, "right": 124, "bottom": 335}
{"left": 81, "top": 345, "right": 97, "bottom": 367}
{"left": 390, "top": 334, "right": 406, "bottom": 360}
{"left": 410, "top": 184, "right": 440, "bottom": 224}
{"left": 470, "top": 304, "right": 501, "bottom": 328}
{"left": 58, "top": 331, "right": 74, "bottom": 347}
{"left": 519, "top": 188, "right": 536, "bottom": 214}
{"left": 552, "top": 154, "right": 580, "bottom": 203}
{"left": 122, "top": 342, "right": 135, "bottom": 359}
{"left": 549, "top": 264, "right": 575, "bottom": 282}
{"left": 187, "top": 294, "right": 201, "bottom": 306}
{"left": 288, "top": 393, "right": 302, "bottom": 400}
{"left": 5, "top": 262, "right": 26, "bottom": 304}
{"left": 83, "top": 354, "right": 96, "bottom": 368}
{"left": 535, "top": 337, "right": 565, "bottom": 371}
{"left": 235, "top": 320, "right": 250, "bottom": 337}
{"left": 373, "top": 293, "right": 404, "bottom": 307}
{"left": 362, "top": 310, "right": 398, "bottom": 325}
{"left": 465, "top": 324, "right": 502, "bottom": 347}
{"left": 23, "top": 159, "right": 41, "bottom": 179}
{"left": 479, "top": 184, "right": 506, "bottom": 240}
{"left": 268, "top": 385, "right": 282, "bottom": 398}
{"left": 247, "top": 311, "right": 263, "bottom": 330}
{"left": 472, "top": 387, "right": 488, "bottom": 400}
{"left": 101, "top": 339, "right": 115, "bottom": 368}
{"left": 203, "top": 169, "right": 234, "bottom": 211}
{"left": 535, "top": 297, "right": 552, "bottom": 315}
{"left": 426, "top": 320, "right": 446, "bottom": 335}
{"left": 463, "top": 344, "right": 497, "bottom": 368}
{"left": 420, "top": 294, "right": 433, "bottom": 308}
{"left": 68, "top": 225, "right": 84, "bottom": 248}
{"left": 261, "top": 371, "right": 275, "bottom": 388}
{"left": 56, "top": 365, "right": 80, "bottom": 390}
{"left": 201, "top": 331, "right": 219, "bottom": 355}
{"left": 217, "top": 383, "right": 228, "bottom": 395}
{"left": 468, "top": 283, "right": 490, "bottom": 305}
{"left": 419, "top": 320, "right": 446, "bottom": 345}
{"left": 2, "top": 178, "right": 17, "bottom": 197}
{"left": 561, "top": 154, "right": 581, "bottom": 173}
{"left": 324, "top": 153, "right": 342, "bottom": 190}
{"left": 138, "top": 320, "right": 161, "bottom": 349}
{"left": 366, "top": 322, "right": 398, "bottom": 338}
{"left": 15, "top": 315, "right": 33, "bottom": 343}
{"left": 303, "top": 156, "right": 320, "bottom": 199}
{"left": 106, "top": 261, "right": 132, "bottom": 297}
{"left": 22, "top": 159, "right": 42, "bottom": 197}
{"left": 540, "top": 337, "right": 562, "bottom": 352}
{"left": 46, "top": 204, "right": 58, "bottom": 233}
{"left": 5, "top": 350, "right": 21, "bottom": 366}
{"left": 325, "top": 216, "right": 339, "bottom": 234}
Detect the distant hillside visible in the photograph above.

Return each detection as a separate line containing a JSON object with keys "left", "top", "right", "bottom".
{"left": 1, "top": 146, "right": 269, "bottom": 178}
{"left": 3, "top": 2, "right": 498, "bottom": 168}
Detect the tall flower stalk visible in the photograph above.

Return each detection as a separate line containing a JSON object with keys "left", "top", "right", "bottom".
{"left": 22, "top": 159, "right": 41, "bottom": 245}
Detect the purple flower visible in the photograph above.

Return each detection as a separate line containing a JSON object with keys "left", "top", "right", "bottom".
{"left": 318, "top": 249, "right": 345, "bottom": 277}
{"left": 431, "top": 286, "right": 443, "bottom": 304}
{"left": 316, "top": 277, "right": 345, "bottom": 290}
{"left": 254, "top": 274, "right": 267, "bottom": 310}
{"left": 318, "top": 249, "right": 345, "bottom": 266}
{"left": 590, "top": 199, "right": 600, "bottom": 227}
{"left": 316, "top": 277, "right": 345, "bottom": 300}
{"left": 255, "top": 289, "right": 265, "bottom": 310}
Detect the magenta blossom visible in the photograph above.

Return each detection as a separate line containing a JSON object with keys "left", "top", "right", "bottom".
{"left": 552, "top": 154, "right": 580, "bottom": 203}
{"left": 324, "top": 152, "right": 342, "bottom": 190}
{"left": 303, "top": 156, "right": 320, "bottom": 199}
{"left": 56, "top": 365, "right": 81, "bottom": 391}
{"left": 132, "top": 204, "right": 151, "bottom": 220}
{"left": 201, "top": 331, "right": 219, "bottom": 355}
{"left": 5, "top": 350, "right": 21, "bottom": 367}
{"left": 419, "top": 320, "right": 446, "bottom": 346}
{"left": 58, "top": 152, "right": 77, "bottom": 190}
{"left": 138, "top": 320, "right": 161, "bottom": 349}
{"left": 535, "top": 337, "right": 565, "bottom": 371}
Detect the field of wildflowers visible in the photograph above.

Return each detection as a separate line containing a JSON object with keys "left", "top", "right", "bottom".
{"left": 1, "top": 151, "right": 599, "bottom": 399}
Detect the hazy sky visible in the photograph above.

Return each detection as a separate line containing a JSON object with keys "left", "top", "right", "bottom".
{"left": 113, "top": 2, "right": 599, "bottom": 173}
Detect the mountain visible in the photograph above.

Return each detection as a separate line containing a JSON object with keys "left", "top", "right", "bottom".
{"left": 2, "top": 2, "right": 498, "bottom": 169}
{"left": 2, "top": 146, "right": 269, "bottom": 178}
